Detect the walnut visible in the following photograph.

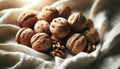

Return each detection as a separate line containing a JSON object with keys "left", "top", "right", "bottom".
{"left": 66, "top": 33, "right": 87, "bottom": 55}
{"left": 84, "top": 43, "right": 96, "bottom": 53}
{"left": 50, "top": 41, "right": 65, "bottom": 57}
{"left": 84, "top": 29, "right": 100, "bottom": 45}
{"left": 17, "top": 12, "right": 38, "bottom": 28}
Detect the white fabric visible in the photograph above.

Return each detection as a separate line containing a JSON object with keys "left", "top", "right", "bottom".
{"left": 0, "top": 0, "right": 120, "bottom": 69}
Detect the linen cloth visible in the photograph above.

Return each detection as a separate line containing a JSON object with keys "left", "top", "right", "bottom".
{"left": 0, "top": 0, "right": 120, "bottom": 69}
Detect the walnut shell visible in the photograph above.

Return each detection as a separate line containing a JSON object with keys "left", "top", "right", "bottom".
{"left": 37, "top": 6, "right": 58, "bottom": 22}
{"left": 50, "top": 17, "right": 71, "bottom": 38}
{"left": 66, "top": 33, "right": 87, "bottom": 55}
{"left": 84, "top": 29, "right": 100, "bottom": 45}
{"left": 56, "top": 4, "right": 71, "bottom": 19}
{"left": 17, "top": 12, "right": 38, "bottom": 28}
{"left": 15, "top": 27, "right": 35, "bottom": 46}
{"left": 34, "top": 20, "right": 51, "bottom": 35}
{"left": 30, "top": 33, "right": 52, "bottom": 52}
{"left": 68, "top": 12, "right": 87, "bottom": 32}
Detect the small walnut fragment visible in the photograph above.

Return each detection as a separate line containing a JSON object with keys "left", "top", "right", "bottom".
{"left": 50, "top": 41, "right": 65, "bottom": 57}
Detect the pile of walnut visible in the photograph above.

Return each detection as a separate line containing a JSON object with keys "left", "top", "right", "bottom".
{"left": 15, "top": 4, "right": 100, "bottom": 58}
